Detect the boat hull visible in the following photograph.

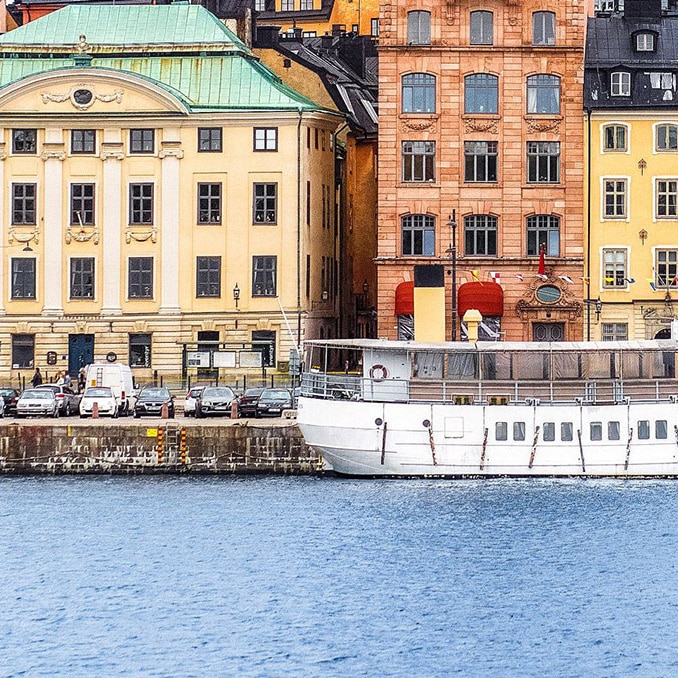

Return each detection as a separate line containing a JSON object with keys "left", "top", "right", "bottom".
{"left": 297, "top": 396, "right": 678, "bottom": 478}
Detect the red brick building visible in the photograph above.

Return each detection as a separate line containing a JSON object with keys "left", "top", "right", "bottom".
{"left": 377, "top": 0, "right": 589, "bottom": 341}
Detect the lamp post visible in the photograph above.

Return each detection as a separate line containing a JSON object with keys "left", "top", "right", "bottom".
{"left": 447, "top": 211, "right": 458, "bottom": 341}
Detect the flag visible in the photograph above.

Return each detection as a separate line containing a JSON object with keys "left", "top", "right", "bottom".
{"left": 580, "top": 276, "right": 590, "bottom": 285}
{"left": 471, "top": 269, "right": 480, "bottom": 282}
{"left": 559, "top": 275, "right": 574, "bottom": 285}
{"left": 624, "top": 277, "right": 636, "bottom": 284}
{"left": 647, "top": 278, "right": 656, "bottom": 291}
{"left": 536, "top": 274, "right": 548, "bottom": 281}
{"left": 515, "top": 273, "right": 524, "bottom": 281}
{"left": 490, "top": 271, "right": 501, "bottom": 284}
{"left": 537, "top": 244, "right": 546, "bottom": 276}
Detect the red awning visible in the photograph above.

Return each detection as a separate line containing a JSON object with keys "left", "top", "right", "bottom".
{"left": 457, "top": 281, "right": 504, "bottom": 317}
{"left": 394, "top": 281, "right": 414, "bottom": 315}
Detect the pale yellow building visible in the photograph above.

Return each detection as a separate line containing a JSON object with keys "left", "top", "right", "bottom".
{"left": 0, "top": 4, "right": 341, "bottom": 385}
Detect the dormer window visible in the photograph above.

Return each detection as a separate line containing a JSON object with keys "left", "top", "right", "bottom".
{"left": 635, "top": 32, "right": 655, "bottom": 52}
{"left": 611, "top": 71, "right": 631, "bottom": 96}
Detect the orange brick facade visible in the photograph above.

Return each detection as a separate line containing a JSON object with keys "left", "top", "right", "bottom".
{"left": 377, "top": 0, "right": 588, "bottom": 341}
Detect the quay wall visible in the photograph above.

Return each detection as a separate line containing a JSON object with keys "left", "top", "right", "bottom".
{"left": 0, "top": 421, "right": 322, "bottom": 475}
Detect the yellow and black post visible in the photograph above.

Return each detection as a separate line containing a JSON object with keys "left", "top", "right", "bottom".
{"left": 157, "top": 427, "right": 165, "bottom": 464}
{"left": 180, "top": 427, "right": 187, "bottom": 464}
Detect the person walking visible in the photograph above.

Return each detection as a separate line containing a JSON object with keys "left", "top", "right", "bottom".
{"left": 30, "top": 367, "right": 43, "bottom": 387}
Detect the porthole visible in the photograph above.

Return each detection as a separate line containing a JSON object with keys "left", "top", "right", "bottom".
{"left": 536, "top": 285, "right": 561, "bottom": 304}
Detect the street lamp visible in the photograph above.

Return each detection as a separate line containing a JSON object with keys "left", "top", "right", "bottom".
{"left": 233, "top": 282, "right": 240, "bottom": 309}
{"left": 595, "top": 296, "right": 602, "bottom": 323}
{"left": 447, "top": 210, "right": 458, "bottom": 341}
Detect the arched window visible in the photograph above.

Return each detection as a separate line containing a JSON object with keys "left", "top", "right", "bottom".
{"left": 656, "top": 124, "right": 678, "bottom": 151}
{"left": 401, "top": 214, "right": 435, "bottom": 256}
{"left": 526, "top": 215, "right": 560, "bottom": 256}
{"left": 464, "top": 74, "right": 498, "bottom": 114}
{"left": 401, "top": 73, "right": 436, "bottom": 113}
{"left": 407, "top": 11, "right": 430, "bottom": 45}
{"left": 464, "top": 215, "right": 497, "bottom": 256}
{"left": 470, "top": 11, "right": 493, "bottom": 45}
{"left": 603, "top": 124, "right": 628, "bottom": 151}
{"left": 533, "top": 11, "right": 555, "bottom": 45}
{"left": 527, "top": 74, "right": 560, "bottom": 114}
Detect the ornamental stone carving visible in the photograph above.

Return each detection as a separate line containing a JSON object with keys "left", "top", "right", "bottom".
{"left": 126, "top": 227, "right": 157, "bottom": 244}
{"left": 42, "top": 87, "right": 123, "bottom": 111}
{"left": 525, "top": 118, "right": 561, "bottom": 134}
{"left": 400, "top": 117, "right": 437, "bottom": 132}
{"left": 463, "top": 118, "right": 499, "bottom": 134}
{"left": 66, "top": 224, "right": 99, "bottom": 244}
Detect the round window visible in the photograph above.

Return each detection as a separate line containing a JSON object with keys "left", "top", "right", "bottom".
{"left": 536, "top": 285, "right": 561, "bottom": 304}
{"left": 73, "top": 89, "right": 93, "bottom": 105}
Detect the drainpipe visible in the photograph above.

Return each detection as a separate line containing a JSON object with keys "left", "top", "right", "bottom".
{"left": 333, "top": 121, "right": 349, "bottom": 338}
{"left": 586, "top": 108, "right": 592, "bottom": 341}
{"left": 297, "top": 108, "right": 303, "bottom": 364}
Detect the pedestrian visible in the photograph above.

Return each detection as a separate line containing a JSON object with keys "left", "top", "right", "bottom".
{"left": 78, "top": 367, "right": 86, "bottom": 393}
{"left": 30, "top": 367, "right": 43, "bottom": 387}
{"left": 63, "top": 371, "right": 71, "bottom": 386}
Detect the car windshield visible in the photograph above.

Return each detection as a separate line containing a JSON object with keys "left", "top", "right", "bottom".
{"left": 0, "top": 389, "right": 15, "bottom": 396}
{"left": 36, "top": 385, "right": 59, "bottom": 393}
{"left": 263, "top": 390, "right": 290, "bottom": 401}
{"left": 140, "top": 388, "right": 169, "bottom": 399}
{"left": 243, "top": 389, "right": 263, "bottom": 397}
{"left": 188, "top": 388, "right": 204, "bottom": 397}
{"left": 22, "top": 390, "right": 52, "bottom": 399}
{"left": 84, "top": 388, "right": 113, "bottom": 397}
{"left": 203, "top": 388, "right": 234, "bottom": 398}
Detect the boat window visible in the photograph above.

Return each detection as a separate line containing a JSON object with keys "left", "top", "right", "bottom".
{"left": 552, "top": 353, "right": 580, "bottom": 379}
{"left": 637, "top": 420, "right": 650, "bottom": 439}
{"left": 513, "top": 421, "right": 526, "bottom": 441}
{"left": 656, "top": 420, "right": 668, "bottom": 439}
{"left": 482, "top": 354, "right": 497, "bottom": 379}
{"left": 447, "top": 352, "right": 478, "bottom": 379}
{"left": 561, "top": 422, "right": 573, "bottom": 441}
{"left": 413, "top": 352, "right": 444, "bottom": 378}
{"left": 495, "top": 421, "right": 508, "bottom": 441}
{"left": 590, "top": 422, "right": 603, "bottom": 441}
{"left": 608, "top": 421, "right": 620, "bottom": 440}
{"left": 513, "top": 353, "right": 547, "bottom": 380}
{"left": 483, "top": 352, "right": 510, "bottom": 380}
{"left": 543, "top": 422, "right": 555, "bottom": 441}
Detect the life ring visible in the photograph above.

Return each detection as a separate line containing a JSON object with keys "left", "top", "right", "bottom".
{"left": 369, "top": 364, "right": 388, "bottom": 381}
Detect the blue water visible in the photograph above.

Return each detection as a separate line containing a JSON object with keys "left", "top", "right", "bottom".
{"left": 1, "top": 477, "right": 677, "bottom": 677}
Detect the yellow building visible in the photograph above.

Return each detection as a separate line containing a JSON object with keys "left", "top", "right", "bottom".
{"left": 585, "top": 0, "right": 678, "bottom": 341}
{"left": 0, "top": 4, "right": 341, "bottom": 385}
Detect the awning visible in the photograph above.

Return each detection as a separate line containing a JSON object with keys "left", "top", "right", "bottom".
{"left": 394, "top": 281, "right": 414, "bottom": 315}
{"left": 457, "top": 281, "right": 504, "bottom": 317}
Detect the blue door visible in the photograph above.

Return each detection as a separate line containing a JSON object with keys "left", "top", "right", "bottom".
{"left": 69, "top": 334, "right": 94, "bottom": 377}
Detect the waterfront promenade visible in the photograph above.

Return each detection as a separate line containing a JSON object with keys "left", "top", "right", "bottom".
{"left": 0, "top": 414, "right": 321, "bottom": 475}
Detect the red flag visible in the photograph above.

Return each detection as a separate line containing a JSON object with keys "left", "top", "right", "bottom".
{"left": 537, "top": 244, "right": 546, "bottom": 276}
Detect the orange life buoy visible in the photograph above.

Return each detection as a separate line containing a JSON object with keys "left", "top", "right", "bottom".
{"left": 369, "top": 364, "right": 388, "bottom": 381}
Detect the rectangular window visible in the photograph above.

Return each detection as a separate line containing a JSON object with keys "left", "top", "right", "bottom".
{"left": 255, "top": 0, "right": 265, "bottom": 11}
{"left": 129, "top": 183, "right": 154, "bottom": 225}
{"left": 252, "top": 330, "right": 276, "bottom": 367}
{"left": 198, "top": 127, "right": 222, "bottom": 152}
{"left": 603, "top": 124, "right": 627, "bottom": 152}
{"left": 300, "top": 0, "right": 313, "bottom": 9}
{"left": 306, "top": 181, "right": 311, "bottom": 225}
{"left": 602, "top": 323, "right": 628, "bottom": 341}
{"left": 129, "top": 333, "right": 152, "bottom": 368}
{"left": 128, "top": 257, "right": 153, "bottom": 299}
{"left": 130, "top": 129, "right": 154, "bottom": 154}
{"left": 608, "top": 421, "right": 621, "bottom": 440}
{"left": 657, "top": 124, "right": 678, "bottom": 151}
{"left": 254, "top": 127, "right": 278, "bottom": 151}
{"left": 637, "top": 420, "right": 650, "bottom": 440}
{"left": 495, "top": 422, "right": 508, "bottom": 441}
{"left": 371, "top": 18, "right": 379, "bottom": 36}
{"left": 12, "top": 183, "right": 36, "bottom": 225}
{"left": 636, "top": 33, "right": 654, "bottom": 51}
{"left": 603, "top": 248, "right": 627, "bottom": 288}
{"left": 12, "top": 334, "right": 34, "bottom": 368}
{"left": 532, "top": 11, "right": 555, "bottom": 45}
{"left": 253, "top": 183, "right": 277, "bottom": 224}
{"left": 513, "top": 422, "right": 526, "bottom": 441}
{"left": 402, "top": 141, "right": 435, "bottom": 182}
{"left": 281, "top": 0, "right": 294, "bottom": 10}
{"left": 656, "top": 420, "right": 668, "bottom": 439}
{"left": 197, "top": 183, "right": 222, "bottom": 224}
{"left": 12, "top": 129, "right": 37, "bottom": 154}
{"left": 590, "top": 422, "right": 603, "bottom": 441}
{"left": 196, "top": 256, "right": 221, "bottom": 297}
{"left": 561, "top": 422, "right": 573, "bottom": 441}
{"left": 71, "top": 130, "right": 96, "bottom": 154}
{"left": 70, "top": 257, "right": 94, "bottom": 299}
{"left": 656, "top": 179, "right": 678, "bottom": 218}
{"left": 543, "top": 422, "right": 555, "bottom": 441}
{"left": 11, "top": 258, "right": 36, "bottom": 299}
{"left": 611, "top": 72, "right": 631, "bottom": 96}
{"left": 603, "top": 179, "right": 627, "bottom": 218}
{"left": 464, "top": 141, "right": 497, "bottom": 182}
{"left": 656, "top": 250, "right": 678, "bottom": 288}
{"left": 252, "top": 256, "right": 277, "bottom": 296}
{"left": 464, "top": 215, "right": 497, "bottom": 256}
{"left": 526, "top": 215, "right": 560, "bottom": 256}
{"left": 402, "top": 214, "right": 435, "bottom": 256}
{"left": 407, "top": 10, "right": 431, "bottom": 45}
{"left": 470, "top": 10, "right": 493, "bottom": 45}
{"left": 527, "top": 141, "right": 560, "bottom": 183}
{"left": 70, "top": 183, "right": 95, "bottom": 226}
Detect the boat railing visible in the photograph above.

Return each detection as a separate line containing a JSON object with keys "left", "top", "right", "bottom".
{"left": 301, "top": 372, "right": 677, "bottom": 405}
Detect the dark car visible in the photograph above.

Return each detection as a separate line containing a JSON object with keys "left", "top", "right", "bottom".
{"left": 255, "top": 388, "right": 293, "bottom": 418}
{"left": 133, "top": 387, "right": 175, "bottom": 418}
{"left": 0, "top": 388, "right": 20, "bottom": 416}
{"left": 35, "top": 384, "right": 81, "bottom": 416}
{"left": 195, "top": 386, "right": 237, "bottom": 418}
{"left": 237, "top": 387, "right": 264, "bottom": 418}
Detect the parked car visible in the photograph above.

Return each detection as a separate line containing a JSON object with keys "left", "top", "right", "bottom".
{"left": 133, "top": 387, "right": 175, "bottom": 418}
{"left": 255, "top": 388, "right": 293, "bottom": 418}
{"left": 16, "top": 388, "right": 60, "bottom": 418}
{"left": 183, "top": 385, "right": 207, "bottom": 417}
{"left": 35, "top": 384, "right": 81, "bottom": 416}
{"left": 237, "top": 387, "right": 264, "bottom": 418}
{"left": 79, "top": 386, "right": 119, "bottom": 418}
{"left": 195, "top": 386, "right": 237, "bottom": 418}
{"left": 0, "top": 387, "right": 20, "bottom": 416}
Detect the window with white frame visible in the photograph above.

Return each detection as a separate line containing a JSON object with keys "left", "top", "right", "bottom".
{"left": 603, "top": 124, "right": 628, "bottom": 151}
{"left": 611, "top": 71, "right": 631, "bottom": 96}
{"left": 407, "top": 11, "right": 431, "bottom": 45}
{"left": 470, "top": 11, "right": 493, "bottom": 45}
{"left": 254, "top": 127, "right": 278, "bottom": 151}
{"left": 603, "top": 179, "right": 627, "bottom": 218}
{"left": 656, "top": 249, "right": 678, "bottom": 287}
{"left": 603, "top": 248, "right": 627, "bottom": 288}
{"left": 602, "top": 323, "right": 628, "bottom": 341}
{"left": 532, "top": 11, "right": 555, "bottom": 46}
{"left": 657, "top": 179, "right": 678, "bottom": 218}
{"left": 657, "top": 124, "right": 678, "bottom": 151}
{"left": 281, "top": 0, "right": 294, "bottom": 11}
{"left": 371, "top": 18, "right": 379, "bottom": 36}
{"left": 635, "top": 32, "right": 655, "bottom": 51}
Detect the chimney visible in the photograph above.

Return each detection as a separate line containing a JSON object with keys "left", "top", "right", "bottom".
{"left": 255, "top": 24, "right": 281, "bottom": 48}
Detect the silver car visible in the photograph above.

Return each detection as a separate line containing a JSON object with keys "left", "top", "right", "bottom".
{"left": 16, "top": 389, "right": 60, "bottom": 418}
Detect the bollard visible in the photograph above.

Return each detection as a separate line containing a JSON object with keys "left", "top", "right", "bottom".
{"left": 92, "top": 401, "right": 99, "bottom": 418}
{"left": 231, "top": 400, "right": 238, "bottom": 419}
{"left": 161, "top": 402, "right": 169, "bottom": 418}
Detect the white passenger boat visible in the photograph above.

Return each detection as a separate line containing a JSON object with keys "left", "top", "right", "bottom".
{"left": 296, "top": 338, "right": 678, "bottom": 477}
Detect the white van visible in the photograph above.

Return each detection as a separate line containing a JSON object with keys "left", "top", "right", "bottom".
{"left": 84, "top": 362, "right": 136, "bottom": 416}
